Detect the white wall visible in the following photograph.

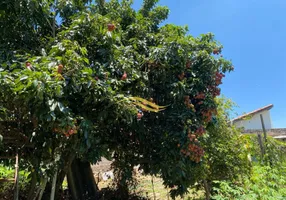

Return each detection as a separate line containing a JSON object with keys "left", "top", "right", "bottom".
{"left": 233, "top": 110, "right": 272, "bottom": 130}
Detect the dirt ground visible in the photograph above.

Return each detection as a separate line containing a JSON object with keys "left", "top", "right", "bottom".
{"left": 92, "top": 158, "right": 204, "bottom": 200}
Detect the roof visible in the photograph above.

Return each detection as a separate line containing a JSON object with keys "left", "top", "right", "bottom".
{"left": 273, "top": 135, "right": 286, "bottom": 139}
{"left": 231, "top": 104, "right": 273, "bottom": 123}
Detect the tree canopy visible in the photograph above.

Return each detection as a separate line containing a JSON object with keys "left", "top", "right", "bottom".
{"left": 0, "top": 0, "right": 233, "bottom": 198}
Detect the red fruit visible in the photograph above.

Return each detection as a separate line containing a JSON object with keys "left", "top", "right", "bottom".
{"left": 95, "top": 76, "right": 99, "bottom": 81}
{"left": 190, "top": 134, "right": 196, "bottom": 139}
{"left": 195, "top": 93, "right": 205, "bottom": 99}
{"left": 57, "top": 64, "right": 63, "bottom": 74}
{"left": 121, "top": 71, "right": 127, "bottom": 80}
{"left": 213, "top": 49, "right": 219, "bottom": 55}
{"left": 215, "top": 79, "right": 222, "bottom": 85}
{"left": 107, "top": 24, "right": 116, "bottom": 32}
{"left": 137, "top": 112, "right": 143, "bottom": 120}
{"left": 25, "top": 62, "right": 32, "bottom": 70}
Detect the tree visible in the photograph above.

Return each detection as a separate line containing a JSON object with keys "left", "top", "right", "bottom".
{"left": 0, "top": 0, "right": 233, "bottom": 199}
{"left": 196, "top": 98, "right": 251, "bottom": 199}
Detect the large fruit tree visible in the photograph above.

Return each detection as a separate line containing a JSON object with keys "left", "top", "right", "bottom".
{"left": 0, "top": 0, "right": 233, "bottom": 199}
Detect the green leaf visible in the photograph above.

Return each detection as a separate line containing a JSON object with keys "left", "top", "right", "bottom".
{"left": 55, "top": 85, "right": 62, "bottom": 97}
{"left": 58, "top": 102, "right": 65, "bottom": 112}
{"left": 20, "top": 76, "right": 28, "bottom": 81}
{"left": 51, "top": 102, "right": 57, "bottom": 111}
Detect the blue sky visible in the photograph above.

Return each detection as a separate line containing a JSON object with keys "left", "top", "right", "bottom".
{"left": 132, "top": 0, "right": 286, "bottom": 128}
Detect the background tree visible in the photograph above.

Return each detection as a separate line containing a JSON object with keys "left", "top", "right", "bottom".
{"left": 196, "top": 98, "right": 251, "bottom": 199}
{"left": 0, "top": 0, "right": 233, "bottom": 199}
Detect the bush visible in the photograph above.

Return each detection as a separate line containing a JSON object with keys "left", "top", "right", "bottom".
{"left": 0, "top": 165, "right": 30, "bottom": 200}
{"left": 212, "top": 163, "right": 286, "bottom": 200}
{"left": 244, "top": 134, "right": 286, "bottom": 165}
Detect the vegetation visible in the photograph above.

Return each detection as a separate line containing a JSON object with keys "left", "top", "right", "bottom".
{"left": 212, "top": 163, "right": 286, "bottom": 200}
{"left": 210, "top": 130, "right": 286, "bottom": 200}
{"left": 0, "top": 0, "right": 233, "bottom": 199}
{"left": 0, "top": 165, "right": 30, "bottom": 200}
{"left": 0, "top": 0, "right": 285, "bottom": 200}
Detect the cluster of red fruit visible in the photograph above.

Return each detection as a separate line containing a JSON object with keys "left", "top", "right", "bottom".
{"left": 202, "top": 109, "right": 217, "bottom": 123}
{"left": 180, "top": 144, "right": 204, "bottom": 163}
{"left": 193, "top": 92, "right": 206, "bottom": 106}
{"left": 57, "top": 64, "right": 63, "bottom": 74}
{"left": 64, "top": 127, "right": 77, "bottom": 137}
{"left": 187, "top": 131, "right": 198, "bottom": 143}
{"left": 121, "top": 71, "right": 127, "bottom": 80}
{"left": 194, "top": 92, "right": 206, "bottom": 100}
{"left": 137, "top": 110, "right": 143, "bottom": 120}
{"left": 26, "top": 62, "right": 32, "bottom": 70}
{"left": 215, "top": 71, "right": 225, "bottom": 86}
{"left": 184, "top": 96, "right": 195, "bottom": 110}
{"left": 212, "top": 87, "right": 221, "bottom": 97}
{"left": 107, "top": 23, "right": 116, "bottom": 32}
{"left": 213, "top": 48, "right": 221, "bottom": 55}
{"left": 186, "top": 60, "right": 192, "bottom": 69}
{"left": 53, "top": 125, "right": 78, "bottom": 137}
{"left": 195, "top": 126, "right": 206, "bottom": 136}
{"left": 188, "top": 144, "right": 204, "bottom": 163}
{"left": 207, "top": 84, "right": 221, "bottom": 97}
{"left": 177, "top": 59, "right": 193, "bottom": 80}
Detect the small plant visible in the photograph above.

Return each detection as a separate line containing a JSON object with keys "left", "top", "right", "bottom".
{"left": 211, "top": 163, "right": 286, "bottom": 200}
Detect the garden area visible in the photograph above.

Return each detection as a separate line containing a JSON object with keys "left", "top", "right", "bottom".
{"left": 0, "top": 0, "right": 286, "bottom": 199}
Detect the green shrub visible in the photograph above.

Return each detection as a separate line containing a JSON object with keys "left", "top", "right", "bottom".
{"left": 212, "top": 163, "right": 286, "bottom": 200}
{"left": 0, "top": 165, "right": 30, "bottom": 195}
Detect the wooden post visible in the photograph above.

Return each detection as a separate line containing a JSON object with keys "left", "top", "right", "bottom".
{"left": 260, "top": 114, "right": 273, "bottom": 166}
{"left": 260, "top": 114, "right": 267, "bottom": 143}
{"left": 13, "top": 153, "right": 19, "bottom": 200}
{"left": 257, "top": 133, "right": 265, "bottom": 158}
{"left": 151, "top": 176, "right": 156, "bottom": 200}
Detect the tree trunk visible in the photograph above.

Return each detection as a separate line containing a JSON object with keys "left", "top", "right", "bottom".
{"left": 27, "top": 172, "right": 37, "bottom": 200}
{"left": 42, "top": 153, "right": 75, "bottom": 200}
{"left": 54, "top": 153, "right": 76, "bottom": 199}
{"left": 203, "top": 180, "right": 211, "bottom": 200}
{"left": 67, "top": 158, "right": 98, "bottom": 200}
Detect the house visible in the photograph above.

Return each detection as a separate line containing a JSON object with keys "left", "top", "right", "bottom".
{"left": 231, "top": 104, "right": 273, "bottom": 130}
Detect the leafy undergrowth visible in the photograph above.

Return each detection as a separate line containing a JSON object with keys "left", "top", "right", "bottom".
{"left": 0, "top": 165, "right": 29, "bottom": 200}
{"left": 212, "top": 163, "right": 286, "bottom": 200}
{"left": 98, "top": 175, "right": 204, "bottom": 200}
